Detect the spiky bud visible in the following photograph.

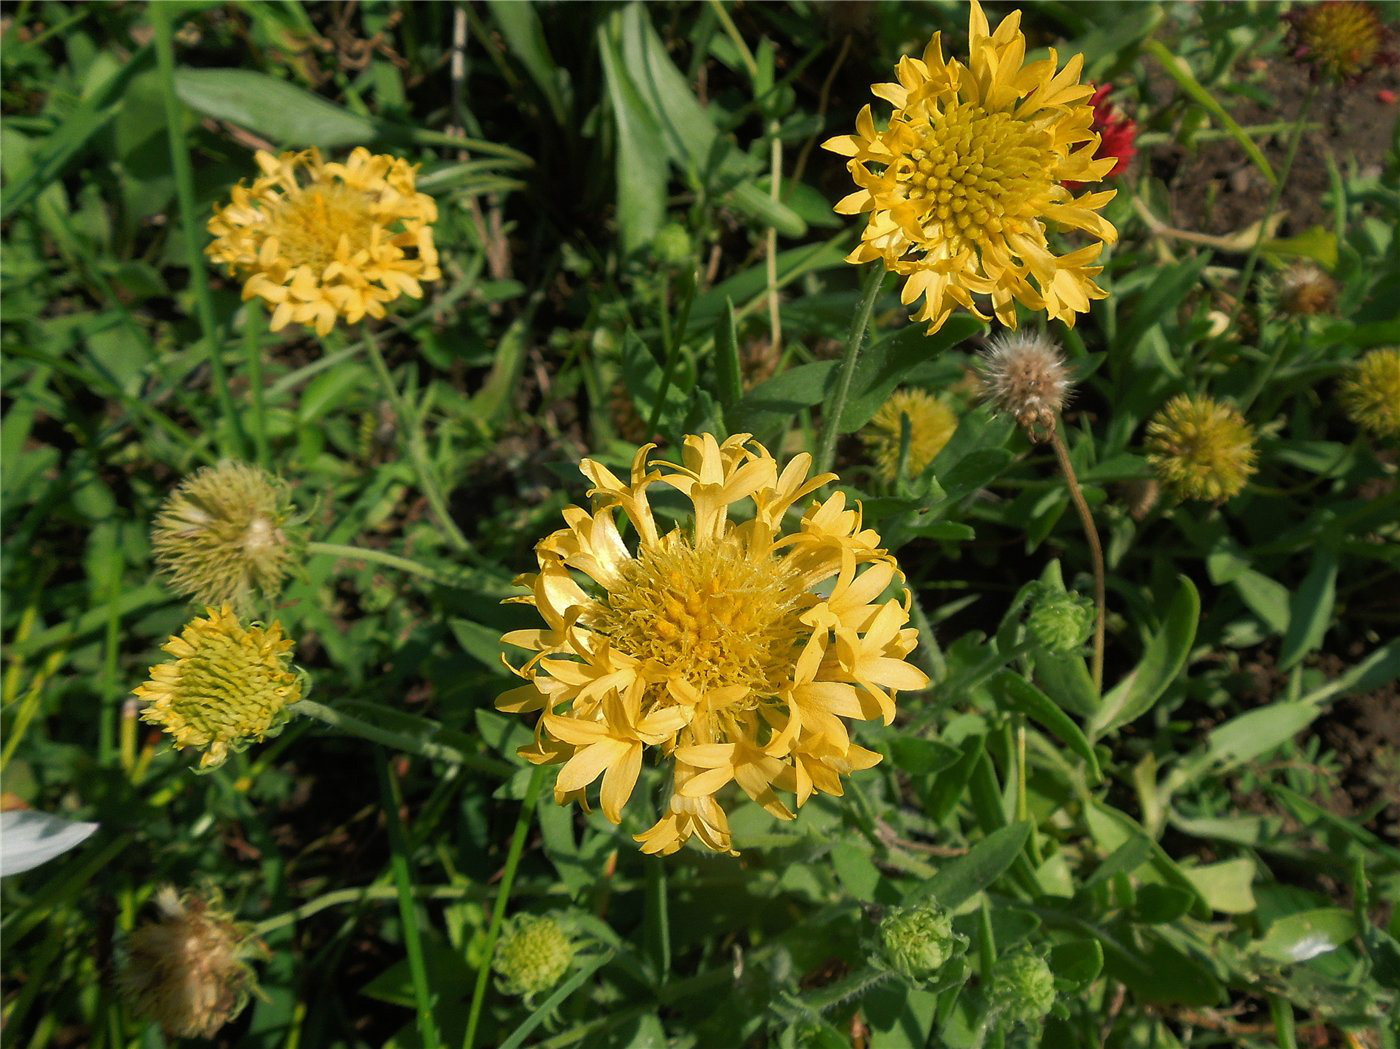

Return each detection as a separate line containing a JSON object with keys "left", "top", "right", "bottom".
{"left": 492, "top": 914, "right": 575, "bottom": 1000}
{"left": 862, "top": 389, "right": 959, "bottom": 485}
{"left": 879, "top": 901, "right": 961, "bottom": 980}
{"left": 1026, "top": 586, "right": 1095, "bottom": 654}
{"left": 134, "top": 606, "right": 303, "bottom": 770}
{"left": 1287, "top": 1, "right": 1394, "bottom": 82}
{"left": 651, "top": 223, "right": 693, "bottom": 268}
{"left": 118, "top": 886, "right": 263, "bottom": 1039}
{"left": 1145, "top": 394, "right": 1258, "bottom": 503}
{"left": 977, "top": 333, "right": 1074, "bottom": 439}
{"left": 1339, "top": 347, "right": 1400, "bottom": 440}
{"left": 151, "top": 462, "right": 301, "bottom": 610}
{"left": 987, "top": 948, "right": 1055, "bottom": 1026}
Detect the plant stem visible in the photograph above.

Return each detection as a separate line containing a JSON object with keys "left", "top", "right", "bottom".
{"left": 376, "top": 748, "right": 442, "bottom": 1049}
{"left": 296, "top": 699, "right": 514, "bottom": 778}
{"left": 1049, "top": 426, "right": 1106, "bottom": 691}
{"left": 245, "top": 304, "right": 270, "bottom": 468}
{"left": 815, "top": 265, "right": 884, "bottom": 475}
{"left": 361, "top": 323, "right": 473, "bottom": 553}
{"left": 306, "top": 540, "right": 498, "bottom": 590}
{"left": 150, "top": 5, "right": 246, "bottom": 460}
{"left": 464, "top": 765, "right": 547, "bottom": 1049}
{"left": 1229, "top": 86, "right": 1318, "bottom": 332}
{"left": 646, "top": 271, "right": 697, "bottom": 437}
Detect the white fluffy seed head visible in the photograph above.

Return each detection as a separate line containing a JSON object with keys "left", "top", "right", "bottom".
{"left": 976, "top": 332, "right": 1074, "bottom": 438}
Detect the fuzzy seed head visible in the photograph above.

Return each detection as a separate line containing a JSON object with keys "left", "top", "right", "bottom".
{"left": 1145, "top": 394, "right": 1258, "bottom": 503}
{"left": 880, "top": 901, "right": 961, "bottom": 980}
{"left": 977, "top": 332, "right": 1074, "bottom": 437}
{"left": 988, "top": 948, "right": 1056, "bottom": 1026}
{"left": 151, "top": 462, "right": 300, "bottom": 611}
{"left": 118, "top": 886, "right": 262, "bottom": 1039}
{"left": 1339, "top": 347, "right": 1400, "bottom": 439}
{"left": 134, "top": 607, "right": 303, "bottom": 770}
{"left": 492, "top": 914, "right": 575, "bottom": 999}
{"left": 1274, "top": 264, "right": 1338, "bottom": 317}
{"left": 863, "top": 389, "right": 958, "bottom": 485}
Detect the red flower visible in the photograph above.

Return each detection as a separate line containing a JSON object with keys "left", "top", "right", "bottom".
{"left": 1065, "top": 85, "right": 1137, "bottom": 191}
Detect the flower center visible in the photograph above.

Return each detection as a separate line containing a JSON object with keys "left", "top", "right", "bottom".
{"left": 899, "top": 104, "right": 1054, "bottom": 247}
{"left": 272, "top": 184, "right": 377, "bottom": 275}
{"left": 594, "top": 531, "right": 807, "bottom": 702}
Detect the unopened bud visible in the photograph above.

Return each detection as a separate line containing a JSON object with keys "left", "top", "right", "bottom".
{"left": 492, "top": 913, "right": 575, "bottom": 1000}
{"left": 879, "top": 901, "right": 960, "bottom": 980}
{"left": 987, "top": 948, "right": 1056, "bottom": 1026}
{"left": 1027, "top": 586, "right": 1094, "bottom": 654}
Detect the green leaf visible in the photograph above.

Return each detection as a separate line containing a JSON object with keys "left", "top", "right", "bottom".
{"left": 837, "top": 315, "right": 984, "bottom": 433}
{"left": 485, "top": 0, "right": 569, "bottom": 125}
{"left": 1182, "top": 858, "right": 1256, "bottom": 915}
{"left": 1089, "top": 576, "right": 1199, "bottom": 739}
{"left": 1254, "top": 909, "right": 1358, "bottom": 964}
{"left": 1278, "top": 547, "right": 1337, "bottom": 671}
{"left": 174, "top": 68, "right": 377, "bottom": 147}
{"left": 596, "top": 20, "right": 667, "bottom": 255}
{"left": 1033, "top": 649, "right": 1099, "bottom": 719}
{"left": 728, "top": 361, "right": 833, "bottom": 436}
{"left": 888, "top": 737, "right": 962, "bottom": 776}
{"left": 1197, "top": 700, "right": 1324, "bottom": 774}
{"left": 908, "top": 822, "right": 1031, "bottom": 910}
{"left": 1102, "top": 926, "right": 1223, "bottom": 1006}
{"left": 989, "top": 671, "right": 1101, "bottom": 784}
{"left": 1261, "top": 225, "right": 1338, "bottom": 269}
{"left": 714, "top": 298, "right": 742, "bottom": 421}
{"left": 498, "top": 952, "right": 614, "bottom": 1049}
{"left": 1048, "top": 939, "right": 1103, "bottom": 989}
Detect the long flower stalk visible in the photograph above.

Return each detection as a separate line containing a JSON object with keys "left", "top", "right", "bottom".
{"left": 1049, "top": 426, "right": 1106, "bottom": 690}
{"left": 815, "top": 265, "right": 884, "bottom": 475}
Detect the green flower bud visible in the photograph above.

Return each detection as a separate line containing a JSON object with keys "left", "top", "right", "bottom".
{"left": 987, "top": 948, "right": 1055, "bottom": 1026}
{"left": 879, "top": 902, "right": 958, "bottom": 980}
{"left": 1027, "top": 586, "right": 1094, "bottom": 654}
{"left": 651, "top": 223, "right": 693, "bottom": 268}
{"left": 492, "top": 914, "right": 574, "bottom": 999}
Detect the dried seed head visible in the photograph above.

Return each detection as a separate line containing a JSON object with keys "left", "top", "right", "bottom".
{"left": 1273, "top": 264, "right": 1339, "bottom": 317}
{"left": 977, "top": 332, "right": 1074, "bottom": 439}
{"left": 151, "top": 462, "right": 301, "bottom": 611}
{"left": 118, "top": 887, "right": 263, "bottom": 1039}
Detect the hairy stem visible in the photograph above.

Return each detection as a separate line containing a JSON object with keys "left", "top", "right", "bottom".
{"left": 815, "top": 265, "right": 884, "bottom": 475}
{"left": 1049, "top": 426, "right": 1106, "bottom": 691}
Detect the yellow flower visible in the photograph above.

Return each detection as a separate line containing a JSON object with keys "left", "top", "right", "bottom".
{"left": 863, "top": 389, "right": 958, "bottom": 484}
{"left": 207, "top": 147, "right": 440, "bottom": 336}
{"left": 498, "top": 434, "right": 928, "bottom": 855}
{"left": 151, "top": 461, "right": 300, "bottom": 610}
{"left": 1339, "top": 347, "right": 1400, "bottom": 439}
{"left": 135, "top": 607, "right": 303, "bottom": 770}
{"left": 822, "top": 0, "right": 1118, "bottom": 333}
{"left": 119, "top": 886, "right": 263, "bottom": 1040}
{"left": 1145, "top": 394, "right": 1258, "bottom": 503}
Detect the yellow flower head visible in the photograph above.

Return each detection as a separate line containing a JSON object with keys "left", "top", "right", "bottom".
{"left": 863, "top": 388, "right": 958, "bottom": 484}
{"left": 151, "top": 461, "right": 300, "bottom": 610}
{"left": 498, "top": 434, "right": 928, "bottom": 856}
{"left": 135, "top": 607, "right": 303, "bottom": 770}
{"left": 207, "top": 147, "right": 440, "bottom": 336}
{"left": 823, "top": 0, "right": 1118, "bottom": 333}
{"left": 1339, "top": 347, "right": 1400, "bottom": 439}
{"left": 1145, "top": 394, "right": 1258, "bottom": 503}
{"left": 118, "top": 886, "right": 263, "bottom": 1039}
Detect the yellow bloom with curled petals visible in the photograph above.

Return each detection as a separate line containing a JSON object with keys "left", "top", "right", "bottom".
{"left": 822, "top": 0, "right": 1118, "bottom": 333}
{"left": 208, "top": 148, "right": 440, "bottom": 336}
{"left": 135, "top": 607, "right": 302, "bottom": 770}
{"left": 498, "top": 434, "right": 928, "bottom": 855}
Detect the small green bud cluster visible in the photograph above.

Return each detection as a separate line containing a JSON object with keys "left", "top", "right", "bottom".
{"left": 492, "top": 913, "right": 575, "bottom": 999}
{"left": 1026, "top": 584, "right": 1094, "bottom": 654}
{"left": 987, "top": 948, "right": 1055, "bottom": 1026}
{"left": 879, "top": 901, "right": 959, "bottom": 980}
{"left": 651, "top": 223, "right": 693, "bottom": 268}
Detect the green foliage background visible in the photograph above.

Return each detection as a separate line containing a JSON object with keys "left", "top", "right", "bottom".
{"left": 2, "top": 1, "right": 1398, "bottom": 1047}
